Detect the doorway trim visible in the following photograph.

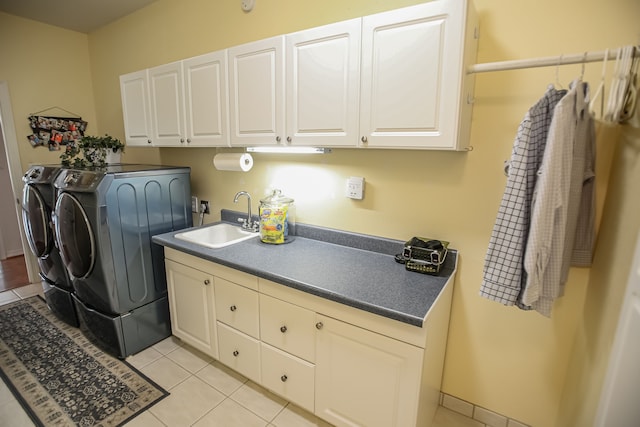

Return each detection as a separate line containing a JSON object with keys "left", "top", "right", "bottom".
{"left": 0, "top": 80, "right": 39, "bottom": 284}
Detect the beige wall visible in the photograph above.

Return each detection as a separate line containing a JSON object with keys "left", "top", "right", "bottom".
{"left": 0, "top": 11, "right": 99, "bottom": 170}
{"left": 2, "top": 0, "right": 639, "bottom": 425}
{"left": 556, "top": 122, "right": 640, "bottom": 425}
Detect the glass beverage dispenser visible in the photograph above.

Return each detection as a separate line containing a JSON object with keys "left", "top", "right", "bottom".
{"left": 259, "top": 189, "right": 296, "bottom": 244}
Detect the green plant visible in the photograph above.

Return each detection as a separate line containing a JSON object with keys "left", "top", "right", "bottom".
{"left": 60, "top": 134, "right": 124, "bottom": 168}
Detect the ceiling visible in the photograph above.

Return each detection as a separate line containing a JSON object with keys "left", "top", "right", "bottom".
{"left": 0, "top": 0, "right": 158, "bottom": 34}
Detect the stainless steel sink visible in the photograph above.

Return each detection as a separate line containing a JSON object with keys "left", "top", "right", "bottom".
{"left": 174, "top": 223, "right": 258, "bottom": 248}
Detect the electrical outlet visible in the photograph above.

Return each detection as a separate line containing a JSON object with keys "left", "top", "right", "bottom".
{"left": 191, "top": 196, "right": 199, "bottom": 213}
{"left": 201, "top": 200, "right": 210, "bottom": 214}
{"left": 346, "top": 176, "right": 365, "bottom": 200}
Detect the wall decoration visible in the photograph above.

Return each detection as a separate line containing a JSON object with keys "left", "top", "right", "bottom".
{"left": 26, "top": 107, "right": 87, "bottom": 151}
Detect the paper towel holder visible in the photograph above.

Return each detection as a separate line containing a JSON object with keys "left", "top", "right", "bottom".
{"left": 246, "top": 147, "right": 332, "bottom": 154}
{"left": 213, "top": 153, "right": 254, "bottom": 172}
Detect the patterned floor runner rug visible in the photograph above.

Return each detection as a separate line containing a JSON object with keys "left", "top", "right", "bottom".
{"left": 0, "top": 296, "right": 168, "bottom": 426}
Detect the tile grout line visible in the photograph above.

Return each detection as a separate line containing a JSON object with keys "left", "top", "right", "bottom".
{"left": 440, "top": 392, "right": 531, "bottom": 427}
{"left": 141, "top": 343, "right": 288, "bottom": 426}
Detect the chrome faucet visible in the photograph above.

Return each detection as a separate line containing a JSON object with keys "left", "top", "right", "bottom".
{"left": 233, "top": 191, "right": 258, "bottom": 232}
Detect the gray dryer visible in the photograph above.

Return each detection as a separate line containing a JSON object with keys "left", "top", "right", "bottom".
{"left": 53, "top": 164, "right": 192, "bottom": 358}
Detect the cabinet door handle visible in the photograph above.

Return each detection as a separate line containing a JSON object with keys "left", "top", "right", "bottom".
{"left": 276, "top": 136, "right": 281, "bottom": 142}
{"left": 315, "top": 322, "right": 323, "bottom": 330}
{"left": 280, "top": 325, "right": 287, "bottom": 333}
{"left": 147, "top": 139, "right": 152, "bottom": 144}
{"left": 187, "top": 138, "right": 191, "bottom": 143}
{"left": 230, "top": 305, "right": 237, "bottom": 312}
{"left": 361, "top": 136, "right": 368, "bottom": 143}
{"left": 233, "top": 350, "right": 239, "bottom": 357}
{"left": 180, "top": 138, "right": 185, "bottom": 143}
{"left": 286, "top": 136, "right": 292, "bottom": 143}
{"left": 204, "top": 279, "right": 210, "bottom": 285}
{"left": 280, "top": 375, "right": 288, "bottom": 382}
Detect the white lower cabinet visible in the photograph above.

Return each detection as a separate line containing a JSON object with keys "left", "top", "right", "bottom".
{"left": 215, "top": 277, "right": 260, "bottom": 339}
{"left": 261, "top": 342, "right": 315, "bottom": 412}
{"left": 163, "top": 248, "right": 453, "bottom": 427}
{"left": 165, "top": 259, "right": 218, "bottom": 358}
{"left": 259, "top": 293, "right": 316, "bottom": 363}
{"left": 217, "top": 322, "right": 262, "bottom": 383}
{"left": 315, "top": 314, "right": 424, "bottom": 427}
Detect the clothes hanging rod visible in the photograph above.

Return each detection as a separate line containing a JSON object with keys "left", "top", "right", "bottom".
{"left": 467, "top": 46, "right": 638, "bottom": 74}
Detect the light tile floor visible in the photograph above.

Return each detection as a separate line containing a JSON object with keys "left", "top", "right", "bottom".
{"left": 0, "top": 286, "right": 477, "bottom": 426}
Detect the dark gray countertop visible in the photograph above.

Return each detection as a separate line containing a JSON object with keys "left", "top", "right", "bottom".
{"left": 152, "top": 211, "right": 457, "bottom": 327}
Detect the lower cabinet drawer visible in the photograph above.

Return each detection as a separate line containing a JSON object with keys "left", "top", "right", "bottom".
{"left": 217, "top": 322, "right": 261, "bottom": 383}
{"left": 261, "top": 342, "right": 315, "bottom": 412}
{"left": 260, "top": 294, "right": 316, "bottom": 362}
{"left": 215, "top": 278, "right": 260, "bottom": 338}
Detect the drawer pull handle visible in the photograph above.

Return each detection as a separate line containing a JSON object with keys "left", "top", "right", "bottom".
{"left": 280, "top": 326, "right": 287, "bottom": 333}
{"left": 315, "top": 322, "right": 323, "bottom": 330}
{"left": 230, "top": 305, "right": 237, "bottom": 312}
{"left": 233, "top": 350, "right": 239, "bottom": 357}
{"left": 204, "top": 279, "right": 210, "bottom": 285}
{"left": 281, "top": 375, "right": 288, "bottom": 382}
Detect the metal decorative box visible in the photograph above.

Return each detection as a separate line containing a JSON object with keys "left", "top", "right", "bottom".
{"left": 401, "top": 237, "right": 449, "bottom": 275}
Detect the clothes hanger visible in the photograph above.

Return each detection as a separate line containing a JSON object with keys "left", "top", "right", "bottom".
{"left": 589, "top": 48, "right": 608, "bottom": 120}
{"left": 555, "top": 54, "right": 565, "bottom": 89}
{"left": 611, "top": 46, "right": 634, "bottom": 122}
{"left": 604, "top": 47, "right": 623, "bottom": 123}
{"left": 618, "top": 48, "right": 638, "bottom": 122}
{"left": 580, "top": 51, "right": 587, "bottom": 81}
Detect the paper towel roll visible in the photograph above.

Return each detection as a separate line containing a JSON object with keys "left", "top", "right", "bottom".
{"left": 213, "top": 153, "right": 254, "bottom": 172}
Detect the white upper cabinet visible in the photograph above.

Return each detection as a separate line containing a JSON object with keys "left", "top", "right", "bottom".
{"left": 120, "top": 69, "right": 154, "bottom": 146}
{"left": 148, "top": 61, "right": 186, "bottom": 146}
{"left": 285, "top": 19, "right": 361, "bottom": 147}
{"left": 227, "top": 19, "right": 361, "bottom": 148}
{"left": 183, "top": 51, "right": 230, "bottom": 147}
{"left": 121, "top": 0, "right": 477, "bottom": 150}
{"left": 149, "top": 52, "right": 230, "bottom": 147}
{"left": 228, "top": 36, "right": 285, "bottom": 146}
{"left": 359, "top": 0, "right": 477, "bottom": 150}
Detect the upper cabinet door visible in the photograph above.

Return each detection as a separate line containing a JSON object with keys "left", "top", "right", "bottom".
{"left": 120, "top": 70, "right": 153, "bottom": 147}
{"left": 228, "top": 36, "right": 285, "bottom": 146}
{"left": 183, "top": 51, "right": 230, "bottom": 147}
{"left": 149, "top": 61, "right": 186, "bottom": 146}
{"left": 285, "top": 19, "right": 361, "bottom": 147}
{"left": 360, "top": 0, "right": 477, "bottom": 150}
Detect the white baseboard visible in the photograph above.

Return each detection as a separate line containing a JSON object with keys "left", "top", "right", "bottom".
{"left": 4, "top": 249, "right": 24, "bottom": 259}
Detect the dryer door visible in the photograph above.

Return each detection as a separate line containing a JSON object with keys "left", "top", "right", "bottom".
{"left": 54, "top": 192, "right": 96, "bottom": 279}
{"left": 22, "top": 184, "right": 52, "bottom": 258}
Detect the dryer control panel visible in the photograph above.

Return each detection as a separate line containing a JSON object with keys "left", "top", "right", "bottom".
{"left": 55, "top": 170, "right": 104, "bottom": 192}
